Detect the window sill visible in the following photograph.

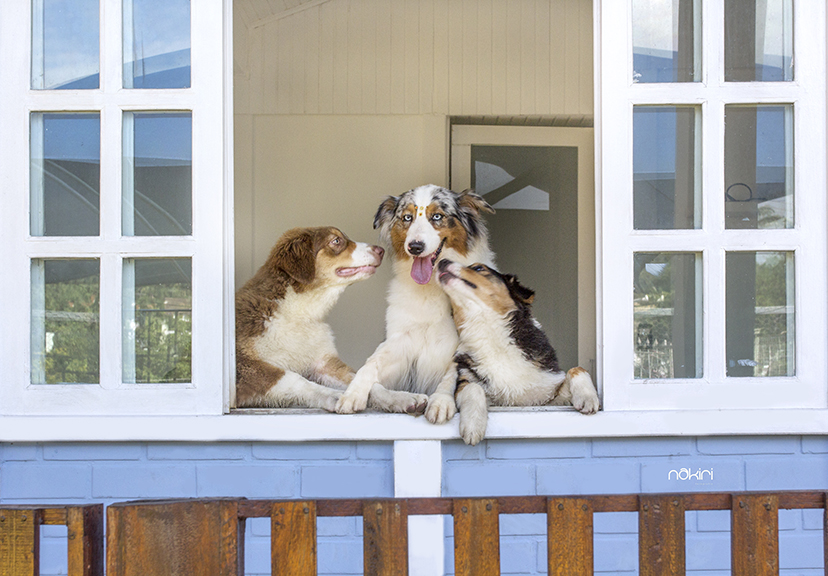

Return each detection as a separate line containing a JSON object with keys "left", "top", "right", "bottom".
{"left": 1, "top": 407, "right": 827, "bottom": 442}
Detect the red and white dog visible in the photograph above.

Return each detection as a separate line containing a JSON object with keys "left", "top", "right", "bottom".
{"left": 336, "top": 185, "right": 496, "bottom": 421}
{"left": 235, "top": 226, "right": 423, "bottom": 412}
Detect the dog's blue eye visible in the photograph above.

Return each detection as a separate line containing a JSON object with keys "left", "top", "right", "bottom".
{"left": 431, "top": 213, "right": 443, "bottom": 221}
{"left": 472, "top": 265, "right": 485, "bottom": 272}
{"left": 402, "top": 214, "right": 413, "bottom": 222}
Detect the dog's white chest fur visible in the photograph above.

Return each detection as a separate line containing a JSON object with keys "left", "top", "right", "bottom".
{"left": 459, "top": 311, "right": 565, "bottom": 406}
{"left": 253, "top": 286, "right": 342, "bottom": 372}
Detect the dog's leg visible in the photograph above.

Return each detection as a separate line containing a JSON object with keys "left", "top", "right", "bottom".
{"left": 313, "top": 355, "right": 355, "bottom": 390}
{"left": 264, "top": 370, "right": 343, "bottom": 412}
{"left": 455, "top": 368, "right": 489, "bottom": 445}
{"left": 567, "top": 367, "right": 600, "bottom": 414}
{"left": 549, "top": 367, "right": 599, "bottom": 414}
{"left": 424, "top": 364, "right": 458, "bottom": 424}
{"left": 336, "top": 338, "right": 428, "bottom": 414}
{"left": 367, "top": 383, "right": 429, "bottom": 415}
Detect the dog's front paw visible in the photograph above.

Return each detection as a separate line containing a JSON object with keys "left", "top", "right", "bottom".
{"left": 572, "top": 392, "right": 599, "bottom": 414}
{"left": 321, "top": 392, "right": 342, "bottom": 413}
{"left": 459, "top": 412, "right": 486, "bottom": 445}
{"left": 425, "top": 393, "right": 457, "bottom": 424}
{"left": 335, "top": 390, "right": 368, "bottom": 414}
{"left": 369, "top": 388, "right": 428, "bottom": 415}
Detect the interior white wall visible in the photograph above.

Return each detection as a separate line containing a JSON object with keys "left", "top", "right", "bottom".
{"left": 232, "top": 0, "right": 594, "bottom": 368}
{"left": 234, "top": 114, "right": 448, "bottom": 366}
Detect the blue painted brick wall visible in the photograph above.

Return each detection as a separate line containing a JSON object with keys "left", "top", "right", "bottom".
{"left": 1, "top": 436, "right": 825, "bottom": 575}
{"left": 443, "top": 436, "right": 828, "bottom": 575}
{"left": 0, "top": 441, "right": 393, "bottom": 576}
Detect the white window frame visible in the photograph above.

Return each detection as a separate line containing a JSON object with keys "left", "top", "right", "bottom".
{"left": 0, "top": 0, "right": 827, "bottom": 440}
{"left": 0, "top": 0, "right": 232, "bottom": 416}
{"left": 598, "top": 0, "right": 827, "bottom": 411}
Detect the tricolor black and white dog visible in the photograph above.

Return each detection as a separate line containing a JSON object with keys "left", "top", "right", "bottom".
{"left": 336, "top": 184, "right": 496, "bottom": 420}
{"left": 437, "top": 259, "right": 599, "bottom": 445}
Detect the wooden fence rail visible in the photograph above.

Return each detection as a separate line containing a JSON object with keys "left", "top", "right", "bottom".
{"left": 0, "top": 504, "right": 102, "bottom": 576}
{"left": 1, "top": 493, "right": 824, "bottom": 575}
{"left": 103, "top": 491, "right": 828, "bottom": 576}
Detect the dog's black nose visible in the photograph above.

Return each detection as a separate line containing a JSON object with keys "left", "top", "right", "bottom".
{"left": 408, "top": 240, "right": 425, "bottom": 256}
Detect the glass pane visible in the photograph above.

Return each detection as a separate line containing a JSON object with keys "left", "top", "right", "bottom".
{"left": 725, "top": 0, "right": 793, "bottom": 82}
{"left": 634, "top": 253, "right": 701, "bottom": 379}
{"left": 725, "top": 105, "right": 793, "bottom": 229}
{"left": 726, "top": 252, "right": 794, "bottom": 377}
{"left": 123, "top": 259, "right": 192, "bottom": 383}
{"left": 123, "top": 112, "right": 192, "bottom": 236}
{"left": 31, "top": 113, "right": 100, "bottom": 236}
{"left": 124, "top": 0, "right": 191, "bottom": 89}
{"left": 32, "top": 0, "right": 99, "bottom": 89}
{"left": 634, "top": 106, "right": 700, "bottom": 230}
{"left": 471, "top": 145, "right": 580, "bottom": 371}
{"left": 632, "top": 0, "right": 699, "bottom": 83}
{"left": 31, "top": 259, "right": 100, "bottom": 384}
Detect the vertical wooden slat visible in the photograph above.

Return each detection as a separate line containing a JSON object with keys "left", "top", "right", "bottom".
{"left": 732, "top": 494, "right": 779, "bottom": 576}
{"left": 824, "top": 493, "right": 828, "bottom": 576}
{"left": 547, "top": 497, "right": 593, "bottom": 576}
{"left": 271, "top": 501, "right": 317, "bottom": 576}
{"left": 105, "top": 499, "right": 240, "bottom": 576}
{"left": 453, "top": 498, "right": 499, "bottom": 576}
{"left": 363, "top": 500, "right": 408, "bottom": 576}
{"left": 67, "top": 505, "right": 104, "bottom": 576}
{"left": 0, "top": 509, "right": 40, "bottom": 576}
{"left": 639, "top": 495, "right": 686, "bottom": 576}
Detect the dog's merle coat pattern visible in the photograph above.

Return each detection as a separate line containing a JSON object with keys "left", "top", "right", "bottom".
{"left": 335, "top": 185, "right": 496, "bottom": 417}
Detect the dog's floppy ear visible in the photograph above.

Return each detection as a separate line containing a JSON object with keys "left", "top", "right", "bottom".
{"left": 373, "top": 196, "right": 399, "bottom": 229}
{"left": 503, "top": 274, "right": 535, "bottom": 305}
{"left": 458, "top": 188, "right": 495, "bottom": 215}
{"left": 272, "top": 229, "right": 317, "bottom": 284}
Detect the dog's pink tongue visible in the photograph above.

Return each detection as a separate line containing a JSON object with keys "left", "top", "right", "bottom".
{"left": 411, "top": 256, "right": 434, "bottom": 285}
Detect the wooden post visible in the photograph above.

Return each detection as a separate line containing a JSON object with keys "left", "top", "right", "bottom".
{"left": 106, "top": 499, "right": 241, "bottom": 576}
{"left": 0, "top": 509, "right": 41, "bottom": 576}
{"left": 732, "top": 494, "right": 778, "bottom": 576}
{"left": 639, "top": 495, "right": 685, "bottom": 576}
{"left": 547, "top": 497, "right": 593, "bottom": 576}
{"left": 363, "top": 500, "right": 408, "bottom": 576}
{"left": 824, "top": 493, "right": 828, "bottom": 576}
{"left": 67, "top": 505, "right": 103, "bottom": 576}
{"left": 271, "top": 501, "right": 317, "bottom": 576}
{"left": 453, "top": 498, "right": 499, "bottom": 576}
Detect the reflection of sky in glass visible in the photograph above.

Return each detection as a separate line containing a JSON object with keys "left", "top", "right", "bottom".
{"left": 633, "top": 0, "right": 678, "bottom": 54}
{"left": 134, "top": 113, "right": 192, "bottom": 165}
{"left": 634, "top": 107, "right": 678, "bottom": 176}
{"left": 126, "top": 0, "right": 191, "bottom": 88}
{"left": 43, "top": 114, "right": 101, "bottom": 162}
{"left": 38, "top": 0, "right": 100, "bottom": 89}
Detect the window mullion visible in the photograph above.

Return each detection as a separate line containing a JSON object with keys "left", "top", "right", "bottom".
{"left": 100, "top": 0, "right": 123, "bottom": 94}
{"left": 99, "top": 253, "right": 122, "bottom": 390}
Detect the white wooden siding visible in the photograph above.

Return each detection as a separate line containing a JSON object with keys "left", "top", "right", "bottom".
{"left": 235, "top": 0, "right": 593, "bottom": 117}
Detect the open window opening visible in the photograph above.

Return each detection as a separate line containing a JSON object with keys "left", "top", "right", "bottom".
{"left": 231, "top": 0, "right": 596, "bottom": 410}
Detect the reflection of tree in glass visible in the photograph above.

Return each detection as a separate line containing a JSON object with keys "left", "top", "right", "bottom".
{"left": 754, "top": 253, "right": 790, "bottom": 376}
{"left": 634, "top": 257, "right": 674, "bottom": 348}
{"left": 634, "top": 256, "right": 677, "bottom": 378}
{"left": 134, "top": 283, "right": 192, "bottom": 383}
{"left": 44, "top": 276, "right": 99, "bottom": 383}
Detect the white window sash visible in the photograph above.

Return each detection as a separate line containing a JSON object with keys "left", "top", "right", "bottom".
{"left": 0, "top": 0, "right": 231, "bottom": 416}
{"left": 598, "top": 0, "right": 827, "bottom": 411}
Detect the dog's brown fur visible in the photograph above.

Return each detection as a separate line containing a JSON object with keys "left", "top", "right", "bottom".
{"left": 235, "top": 227, "right": 383, "bottom": 409}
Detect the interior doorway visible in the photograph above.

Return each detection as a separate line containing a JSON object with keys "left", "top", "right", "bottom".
{"left": 451, "top": 125, "right": 596, "bottom": 379}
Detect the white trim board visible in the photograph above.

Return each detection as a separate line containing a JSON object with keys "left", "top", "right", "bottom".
{"left": 2, "top": 409, "right": 827, "bottom": 443}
